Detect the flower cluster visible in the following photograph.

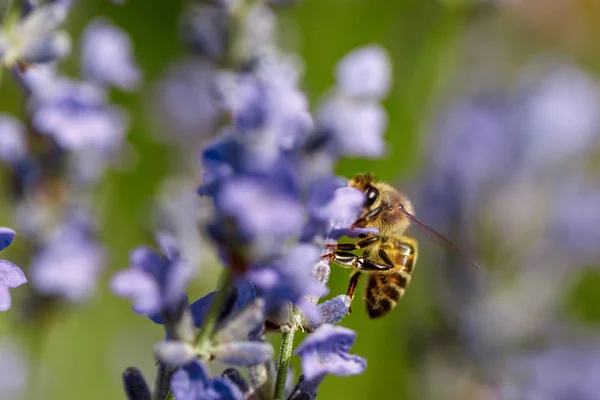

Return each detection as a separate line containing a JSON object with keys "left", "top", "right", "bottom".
{"left": 413, "top": 60, "right": 600, "bottom": 398}
{"left": 108, "top": 1, "right": 393, "bottom": 399}
{"left": 0, "top": 1, "right": 139, "bottom": 316}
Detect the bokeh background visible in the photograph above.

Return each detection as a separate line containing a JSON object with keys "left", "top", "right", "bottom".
{"left": 2, "top": 0, "right": 600, "bottom": 399}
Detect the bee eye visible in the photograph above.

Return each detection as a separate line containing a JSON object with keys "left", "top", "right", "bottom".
{"left": 365, "top": 186, "right": 379, "bottom": 207}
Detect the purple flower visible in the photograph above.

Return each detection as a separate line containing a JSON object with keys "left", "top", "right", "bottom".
{"left": 180, "top": 6, "right": 229, "bottom": 62}
{"left": 295, "top": 324, "right": 366, "bottom": 382}
{"left": 0, "top": 339, "right": 28, "bottom": 397}
{"left": 500, "top": 344, "right": 600, "bottom": 399}
{"left": 121, "top": 367, "right": 151, "bottom": 400}
{"left": 81, "top": 18, "right": 141, "bottom": 90}
{"left": 230, "top": 57, "right": 313, "bottom": 150}
{"left": 152, "top": 59, "right": 221, "bottom": 143}
{"left": 0, "top": 2, "right": 71, "bottom": 66}
{"left": 249, "top": 243, "right": 328, "bottom": 321}
{"left": 336, "top": 45, "right": 391, "bottom": 99}
{"left": 111, "top": 234, "right": 196, "bottom": 317}
{"left": 0, "top": 114, "right": 27, "bottom": 164}
{"left": 302, "top": 295, "right": 351, "bottom": 332}
{"left": 29, "top": 214, "right": 103, "bottom": 302}
{"left": 171, "top": 360, "right": 243, "bottom": 400}
{"left": 516, "top": 63, "right": 600, "bottom": 168}
{"left": 28, "top": 77, "right": 128, "bottom": 152}
{"left": 216, "top": 177, "right": 304, "bottom": 239}
{"left": 0, "top": 227, "right": 27, "bottom": 311}
{"left": 317, "top": 97, "right": 387, "bottom": 158}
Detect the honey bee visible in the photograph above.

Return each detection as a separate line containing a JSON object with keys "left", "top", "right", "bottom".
{"left": 325, "top": 173, "right": 474, "bottom": 319}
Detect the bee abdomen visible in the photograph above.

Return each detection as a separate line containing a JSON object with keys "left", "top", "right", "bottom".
{"left": 365, "top": 272, "right": 411, "bottom": 319}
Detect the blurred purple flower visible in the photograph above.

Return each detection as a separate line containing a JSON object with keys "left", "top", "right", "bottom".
{"left": 28, "top": 78, "right": 128, "bottom": 152}
{"left": 171, "top": 360, "right": 243, "bottom": 400}
{"left": 215, "top": 177, "right": 304, "bottom": 240}
{"left": 230, "top": 57, "right": 313, "bottom": 150}
{"left": 111, "top": 234, "right": 196, "bottom": 316}
{"left": 81, "top": 18, "right": 141, "bottom": 90}
{"left": 295, "top": 324, "right": 366, "bottom": 382}
{"left": 0, "top": 2, "right": 71, "bottom": 66}
{"left": 317, "top": 97, "right": 387, "bottom": 158}
{"left": 152, "top": 59, "right": 221, "bottom": 143}
{"left": 122, "top": 367, "right": 151, "bottom": 400}
{"left": 500, "top": 344, "right": 600, "bottom": 400}
{"left": 336, "top": 45, "right": 391, "bottom": 99}
{"left": 0, "top": 114, "right": 27, "bottom": 164}
{"left": 0, "top": 339, "right": 28, "bottom": 397}
{"left": 29, "top": 215, "right": 103, "bottom": 301}
{"left": 0, "top": 227, "right": 27, "bottom": 311}
{"left": 249, "top": 243, "right": 327, "bottom": 321}
{"left": 516, "top": 63, "right": 600, "bottom": 168}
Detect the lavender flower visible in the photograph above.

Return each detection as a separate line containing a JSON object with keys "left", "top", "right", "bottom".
{"left": 315, "top": 45, "right": 392, "bottom": 159}
{"left": 335, "top": 45, "right": 391, "bottom": 99}
{"left": 81, "top": 18, "right": 141, "bottom": 90}
{"left": 0, "top": 227, "right": 27, "bottom": 311}
{"left": 111, "top": 234, "right": 196, "bottom": 317}
{"left": 171, "top": 360, "right": 243, "bottom": 400}
{"left": 249, "top": 243, "right": 327, "bottom": 321}
{"left": 0, "top": 114, "right": 27, "bottom": 165}
{"left": 152, "top": 59, "right": 221, "bottom": 143}
{"left": 29, "top": 214, "right": 103, "bottom": 302}
{"left": 0, "top": 2, "right": 71, "bottom": 67}
{"left": 295, "top": 324, "right": 366, "bottom": 382}
{"left": 0, "top": 339, "right": 28, "bottom": 397}
{"left": 27, "top": 76, "right": 128, "bottom": 152}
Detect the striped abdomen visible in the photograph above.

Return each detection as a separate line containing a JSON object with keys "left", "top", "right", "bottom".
{"left": 365, "top": 238, "right": 417, "bottom": 319}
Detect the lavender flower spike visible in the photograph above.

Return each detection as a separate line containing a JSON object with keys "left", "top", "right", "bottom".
{"left": 295, "top": 324, "right": 366, "bottom": 382}
{"left": 110, "top": 234, "right": 195, "bottom": 317}
{"left": 0, "top": 228, "right": 27, "bottom": 312}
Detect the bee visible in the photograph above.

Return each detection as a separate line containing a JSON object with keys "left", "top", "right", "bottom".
{"left": 324, "top": 173, "right": 474, "bottom": 319}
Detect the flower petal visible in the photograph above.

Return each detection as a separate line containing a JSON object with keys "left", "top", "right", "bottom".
{"left": 0, "top": 228, "right": 16, "bottom": 252}
{"left": 211, "top": 341, "right": 274, "bottom": 366}
{"left": 0, "top": 260, "right": 27, "bottom": 289}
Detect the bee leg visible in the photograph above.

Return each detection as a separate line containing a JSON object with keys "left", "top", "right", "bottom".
{"left": 346, "top": 271, "right": 362, "bottom": 314}
{"left": 351, "top": 206, "right": 384, "bottom": 228}
{"left": 334, "top": 236, "right": 379, "bottom": 252}
{"left": 330, "top": 252, "right": 393, "bottom": 271}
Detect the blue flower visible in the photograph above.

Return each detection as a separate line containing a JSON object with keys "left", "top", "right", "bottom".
{"left": 111, "top": 234, "right": 196, "bottom": 317}
{"left": 81, "top": 18, "right": 141, "bottom": 90}
{"left": 295, "top": 324, "right": 366, "bottom": 382}
{"left": 0, "top": 227, "right": 27, "bottom": 311}
{"left": 171, "top": 360, "right": 243, "bottom": 400}
{"left": 29, "top": 213, "right": 103, "bottom": 302}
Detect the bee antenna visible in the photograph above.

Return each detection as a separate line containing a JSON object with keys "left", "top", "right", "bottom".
{"left": 399, "top": 205, "right": 481, "bottom": 272}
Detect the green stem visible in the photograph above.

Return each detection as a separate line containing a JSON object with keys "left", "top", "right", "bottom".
{"left": 273, "top": 320, "right": 297, "bottom": 400}
{"left": 195, "top": 269, "right": 232, "bottom": 349}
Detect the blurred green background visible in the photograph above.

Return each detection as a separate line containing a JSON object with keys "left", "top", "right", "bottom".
{"left": 2, "top": 0, "right": 600, "bottom": 399}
